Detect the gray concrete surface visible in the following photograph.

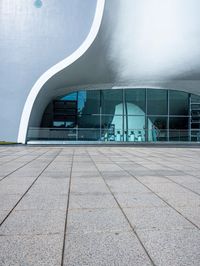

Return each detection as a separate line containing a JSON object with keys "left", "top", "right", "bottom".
{"left": 0, "top": 146, "right": 199, "bottom": 266}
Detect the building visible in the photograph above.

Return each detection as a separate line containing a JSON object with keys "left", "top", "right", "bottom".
{"left": 1, "top": 0, "right": 200, "bottom": 144}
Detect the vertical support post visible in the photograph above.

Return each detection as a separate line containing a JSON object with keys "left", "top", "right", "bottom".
{"left": 167, "top": 90, "right": 170, "bottom": 142}
{"left": 122, "top": 89, "right": 125, "bottom": 142}
{"left": 76, "top": 92, "right": 78, "bottom": 141}
{"left": 189, "top": 93, "right": 191, "bottom": 142}
{"left": 100, "top": 90, "right": 102, "bottom": 142}
{"left": 124, "top": 89, "right": 129, "bottom": 142}
{"left": 145, "top": 88, "right": 148, "bottom": 142}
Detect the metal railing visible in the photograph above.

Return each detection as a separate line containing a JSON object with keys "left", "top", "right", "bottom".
{"left": 27, "top": 127, "right": 200, "bottom": 142}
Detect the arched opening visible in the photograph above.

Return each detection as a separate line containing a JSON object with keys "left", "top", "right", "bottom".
{"left": 26, "top": 88, "right": 200, "bottom": 143}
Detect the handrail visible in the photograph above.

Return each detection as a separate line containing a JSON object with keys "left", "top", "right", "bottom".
{"left": 26, "top": 127, "right": 199, "bottom": 142}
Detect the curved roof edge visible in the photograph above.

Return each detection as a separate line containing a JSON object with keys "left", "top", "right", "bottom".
{"left": 17, "top": 0, "right": 105, "bottom": 144}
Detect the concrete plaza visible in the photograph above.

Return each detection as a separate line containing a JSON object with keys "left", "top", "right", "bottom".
{"left": 0, "top": 145, "right": 199, "bottom": 265}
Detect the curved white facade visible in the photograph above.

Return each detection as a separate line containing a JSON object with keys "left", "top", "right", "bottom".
{"left": 1, "top": 0, "right": 200, "bottom": 143}
{"left": 18, "top": 0, "right": 105, "bottom": 143}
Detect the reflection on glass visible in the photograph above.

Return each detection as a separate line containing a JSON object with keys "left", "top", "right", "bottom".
{"left": 169, "top": 90, "right": 188, "bottom": 115}
{"left": 147, "top": 89, "right": 167, "bottom": 115}
{"left": 125, "top": 116, "right": 145, "bottom": 142}
{"left": 39, "top": 88, "right": 199, "bottom": 143}
{"left": 77, "top": 115, "right": 100, "bottom": 141}
{"left": 78, "top": 90, "right": 100, "bottom": 114}
{"left": 61, "top": 92, "right": 77, "bottom": 101}
{"left": 148, "top": 116, "right": 167, "bottom": 141}
{"left": 102, "top": 90, "right": 123, "bottom": 115}
{"left": 77, "top": 115, "right": 100, "bottom": 128}
{"left": 101, "top": 115, "right": 123, "bottom": 141}
{"left": 125, "top": 89, "right": 145, "bottom": 115}
{"left": 169, "top": 117, "right": 189, "bottom": 141}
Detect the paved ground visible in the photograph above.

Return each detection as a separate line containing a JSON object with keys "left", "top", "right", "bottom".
{"left": 0, "top": 146, "right": 199, "bottom": 266}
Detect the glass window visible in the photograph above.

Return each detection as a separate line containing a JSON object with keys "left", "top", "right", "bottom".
{"left": 77, "top": 114, "right": 100, "bottom": 129}
{"left": 77, "top": 115, "right": 100, "bottom": 141}
{"left": 148, "top": 116, "right": 167, "bottom": 141}
{"left": 125, "top": 89, "right": 145, "bottom": 115}
{"left": 169, "top": 90, "right": 189, "bottom": 115}
{"left": 53, "top": 114, "right": 76, "bottom": 122}
{"left": 124, "top": 116, "right": 145, "bottom": 142}
{"left": 40, "top": 88, "right": 200, "bottom": 143}
{"left": 169, "top": 117, "right": 189, "bottom": 141}
{"left": 53, "top": 121, "right": 66, "bottom": 127}
{"left": 147, "top": 89, "right": 167, "bottom": 115}
{"left": 169, "top": 117, "right": 188, "bottom": 129}
{"left": 102, "top": 89, "right": 123, "bottom": 115}
{"left": 191, "top": 94, "right": 200, "bottom": 103}
{"left": 77, "top": 128, "right": 100, "bottom": 141}
{"left": 101, "top": 115, "right": 123, "bottom": 141}
{"left": 78, "top": 90, "right": 100, "bottom": 115}
{"left": 60, "top": 92, "right": 77, "bottom": 101}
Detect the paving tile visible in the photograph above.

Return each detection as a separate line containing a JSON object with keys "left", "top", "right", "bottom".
{"left": 0, "top": 194, "right": 21, "bottom": 211}
{"left": 128, "top": 170, "right": 158, "bottom": 176}
{"left": 1, "top": 176, "right": 36, "bottom": 185}
{"left": 129, "top": 170, "right": 160, "bottom": 177}
{"left": 175, "top": 205, "right": 200, "bottom": 228}
{"left": 71, "top": 171, "right": 100, "bottom": 177}
{"left": 71, "top": 182, "right": 109, "bottom": 194}
{"left": 6, "top": 170, "right": 40, "bottom": 177}
{"left": 72, "top": 174, "right": 101, "bottom": 179}
{"left": 137, "top": 228, "right": 200, "bottom": 266}
{"left": 0, "top": 146, "right": 200, "bottom": 266}
{"left": 114, "top": 192, "right": 167, "bottom": 208}
{"left": 64, "top": 231, "right": 152, "bottom": 266}
{"left": 0, "top": 234, "right": 63, "bottom": 266}
{"left": 15, "top": 193, "right": 68, "bottom": 210}
{"left": 136, "top": 176, "right": 171, "bottom": 184}
{"left": 107, "top": 179, "right": 149, "bottom": 193}
{"left": 35, "top": 178, "right": 69, "bottom": 186}
{"left": 73, "top": 162, "right": 95, "bottom": 168}
{"left": 0, "top": 211, "right": 8, "bottom": 224}
{"left": 123, "top": 206, "right": 194, "bottom": 230}
{"left": 155, "top": 170, "right": 184, "bottom": 176}
{"left": 67, "top": 208, "right": 130, "bottom": 234}
{"left": 168, "top": 175, "right": 200, "bottom": 184}
{"left": 72, "top": 167, "right": 97, "bottom": 173}
{"left": 100, "top": 170, "right": 131, "bottom": 178}
{"left": 30, "top": 180, "right": 69, "bottom": 194}
{"left": 71, "top": 177, "right": 104, "bottom": 185}
{"left": 146, "top": 182, "right": 188, "bottom": 194}
{"left": 0, "top": 209, "right": 65, "bottom": 235}
{"left": 96, "top": 163, "right": 122, "bottom": 171}
{"left": 179, "top": 182, "right": 200, "bottom": 194}
{"left": 0, "top": 183, "right": 31, "bottom": 195}
{"left": 158, "top": 191, "right": 200, "bottom": 207}
{"left": 41, "top": 171, "right": 70, "bottom": 178}
{"left": 69, "top": 193, "right": 118, "bottom": 209}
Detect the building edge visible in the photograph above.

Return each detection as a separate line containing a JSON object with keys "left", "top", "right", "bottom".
{"left": 17, "top": 0, "right": 105, "bottom": 144}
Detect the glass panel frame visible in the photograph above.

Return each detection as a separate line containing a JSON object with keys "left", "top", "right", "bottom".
{"left": 124, "top": 89, "right": 146, "bottom": 115}
{"left": 78, "top": 90, "right": 100, "bottom": 115}
{"left": 39, "top": 88, "right": 196, "bottom": 143}
{"left": 169, "top": 90, "right": 189, "bottom": 115}
{"left": 101, "top": 89, "right": 123, "bottom": 115}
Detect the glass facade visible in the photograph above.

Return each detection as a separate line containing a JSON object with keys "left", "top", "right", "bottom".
{"left": 27, "top": 88, "right": 200, "bottom": 142}
{"left": 147, "top": 89, "right": 167, "bottom": 115}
